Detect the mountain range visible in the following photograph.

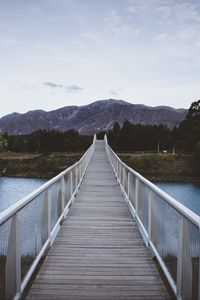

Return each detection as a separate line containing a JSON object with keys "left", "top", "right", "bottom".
{"left": 0, "top": 99, "right": 187, "bottom": 135}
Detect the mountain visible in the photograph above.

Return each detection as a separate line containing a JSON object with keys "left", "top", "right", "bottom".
{"left": 0, "top": 99, "right": 187, "bottom": 135}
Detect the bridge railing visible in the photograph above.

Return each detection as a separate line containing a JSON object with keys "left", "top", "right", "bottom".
{"left": 0, "top": 135, "right": 96, "bottom": 300}
{"left": 104, "top": 135, "right": 200, "bottom": 300}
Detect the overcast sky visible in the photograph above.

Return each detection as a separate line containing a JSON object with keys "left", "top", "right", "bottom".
{"left": 1, "top": 0, "right": 200, "bottom": 116}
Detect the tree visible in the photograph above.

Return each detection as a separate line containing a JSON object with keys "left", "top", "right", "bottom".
{"left": 194, "top": 141, "right": 200, "bottom": 175}
{"left": 187, "top": 100, "right": 200, "bottom": 120}
{"left": 96, "top": 131, "right": 106, "bottom": 140}
{"left": 112, "top": 122, "right": 120, "bottom": 135}
{"left": 178, "top": 100, "right": 200, "bottom": 151}
{"left": 0, "top": 135, "right": 8, "bottom": 151}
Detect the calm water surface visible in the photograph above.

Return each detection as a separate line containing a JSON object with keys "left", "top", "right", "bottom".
{"left": 0, "top": 177, "right": 46, "bottom": 213}
{"left": 155, "top": 182, "right": 200, "bottom": 216}
{"left": 0, "top": 177, "right": 199, "bottom": 215}
{"left": 0, "top": 177, "right": 199, "bottom": 256}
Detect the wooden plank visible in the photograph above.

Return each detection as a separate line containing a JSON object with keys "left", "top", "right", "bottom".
{"left": 26, "top": 140, "right": 173, "bottom": 300}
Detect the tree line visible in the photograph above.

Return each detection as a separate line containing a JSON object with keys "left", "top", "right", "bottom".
{"left": 0, "top": 129, "right": 92, "bottom": 153}
{"left": 98, "top": 100, "right": 200, "bottom": 155}
{"left": 0, "top": 100, "right": 199, "bottom": 156}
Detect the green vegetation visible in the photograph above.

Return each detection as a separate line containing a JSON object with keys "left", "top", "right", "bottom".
{"left": 0, "top": 135, "right": 8, "bottom": 151}
{"left": 0, "top": 152, "right": 82, "bottom": 178}
{"left": 0, "top": 129, "right": 92, "bottom": 153}
{"left": 119, "top": 153, "right": 199, "bottom": 183}
{"left": 104, "top": 100, "right": 200, "bottom": 180}
{"left": 0, "top": 100, "right": 199, "bottom": 181}
{"left": 107, "top": 100, "right": 200, "bottom": 154}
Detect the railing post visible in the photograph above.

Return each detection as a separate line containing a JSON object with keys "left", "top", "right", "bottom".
{"left": 93, "top": 134, "right": 96, "bottom": 145}
{"left": 70, "top": 170, "right": 73, "bottom": 196}
{"left": 61, "top": 177, "right": 65, "bottom": 213}
{"left": 120, "top": 165, "right": 123, "bottom": 185}
{"left": 127, "top": 172, "right": 130, "bottom": 200}
{"left": 78, "top": 164, "right": 80, "bottom": 184}
{"left": 6, "top": 214, "right": 21, "bottom": 300}
{"left": 199, "top": 254, "right": 200, "bottom": 300}
{"left": 42, "top": 189, "right": 51, "bottom": 244}
{"left": 47, "top": 190, "right": 51, "bottom": 241}
{"left": 119, "top": 164, "right": 122, "bottom": 184}
{"left": 75, "top": 166, "right": 78, "bottom": 190}
{"left": 135, "top": 178, "right": 139, "bottom": 217}
{"left": 148, "top": 190, "right": 153, "bottom": 243}
{"left": 116, "top": 160, "right": 119, "bottom": 179}
{"left": 177, "top": 216, "right": 192, "bottom": 300}
{"left": 80, "top": 161, "right": 83, "bottom": 179}
{"left": 123, "top": 167, "right": 125, "bottom": 191}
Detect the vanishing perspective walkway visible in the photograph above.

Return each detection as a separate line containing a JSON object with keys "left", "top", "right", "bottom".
{"left": 26, "top": 141, "right": 171, "bottom": 300}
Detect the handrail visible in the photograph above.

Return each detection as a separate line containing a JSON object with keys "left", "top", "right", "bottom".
{"left": 0, "top": 144, "right": 93, "bottom": 226}
{"left": 105, "top": 139, "right": 200, "bottom": 228}
{"left": 104, "top": 134, "right": 200, "bottom": 300}
{"left": 0, "top": 134, "right": 96, "bottom": 300}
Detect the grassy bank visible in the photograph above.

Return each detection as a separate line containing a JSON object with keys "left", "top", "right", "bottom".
{"left": 0, "top": 152, "right": 82, "bottom": 179}
{"left": 0, "top": 151, "right": 199, "bottom": 183}
{"left": 119, "top": 153, "right": 199, "bottom": 183}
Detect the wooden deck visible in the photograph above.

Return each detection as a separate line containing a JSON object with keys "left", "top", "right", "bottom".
{"left": 26, "top": 141, "right": 172, "bottom": 300}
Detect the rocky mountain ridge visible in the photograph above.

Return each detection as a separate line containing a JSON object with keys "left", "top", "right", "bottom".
{"left": 0, "top": 99, "right": 187, "bottom": 135}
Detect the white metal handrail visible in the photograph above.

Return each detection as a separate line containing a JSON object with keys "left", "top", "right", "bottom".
{"left": 0, "top": 135, "right": 96, "bottom": 300}
{"left": 104, "top": 134, "right": 200, "bottom": 300}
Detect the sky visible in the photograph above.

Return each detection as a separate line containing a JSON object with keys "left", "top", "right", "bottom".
{"left": 1, "top": 0, "right": 200, "bottom": 117}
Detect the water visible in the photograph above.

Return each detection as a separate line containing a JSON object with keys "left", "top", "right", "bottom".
{"left": 0, "top": 177, "right": 46, "bottom": 213}
{"left": 0, "top": 177, "right": 199, "bottom": 298}
{"left": 155, "top": 182, "right": 200, "bottom": 216}
{"left": 1, "top": 177, "right": 199, "bottom": 216}
{"left": 0, "top": 177, "right": 199, "bottom": 257}
{"left": 0, "top": 177, "right": 48, "bottom": 258}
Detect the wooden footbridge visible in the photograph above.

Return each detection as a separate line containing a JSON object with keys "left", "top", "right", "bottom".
{"left": 0, "top": 136, "right": 199, "bottom": 300}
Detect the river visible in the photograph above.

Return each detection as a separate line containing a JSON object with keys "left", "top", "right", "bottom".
{"left": 0, "top": 177, "right": 47, "bottom": 213}
{"left": 155, "top": 182, "right": 200, "bottom": 216}
{"left": 0, "top": 176, "right": 199, "bottom": 299}
{"left": 0, "top": 177, "right": 199, "bottom": 257}
{"left": 0, "top": 177, "right": 199, "bottom": 215}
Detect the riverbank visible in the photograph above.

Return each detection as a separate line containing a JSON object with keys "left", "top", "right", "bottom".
{"left": 0, "top": 152, "right": 199, "bottom": 183}
{"left": 0, "top": 152, "right": 82, "bottom": 179}
{"left": 119, "top": 153, "right": 200, "bottom": 184}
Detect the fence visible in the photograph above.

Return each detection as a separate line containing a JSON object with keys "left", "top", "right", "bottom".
{"left": 0, "top": 135, "right": 96, "bottom": 300}
{"left": 104, "top": 134, "right": 200, "bottom": 300}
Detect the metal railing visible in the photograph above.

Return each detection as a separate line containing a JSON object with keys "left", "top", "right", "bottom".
{"left": 104, "top": 135, "right": 200, "bottom": 300}
{"left": 0, "top": 135, "right": 96, "bottom": 300}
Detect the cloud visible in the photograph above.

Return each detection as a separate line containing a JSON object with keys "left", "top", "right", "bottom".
{"left": 44, "top": 82, "right": 83, "bottom": 93}
{"left": 102, "top": 9, "right": 141, "bottom": 39}
{"left": 81, "top": 30, "right": 103, "bottom": 44}
{"left": 154, "top": 33, "right": 168, "bottom": 41}
{"left": 19, "top": 83, "right": 38, "bottom": 89}
{"left": 0, "top": 39, "right": 18, "bottom": 44}
{"left": 8, "top": 28, "right": 22, "bottom": 33}
{"left": 108, "top": 89, "right": 118, "bottom": 96}
{"left": 127, "top": 3, "right": 146, "bottom": 14}
{"left": 65, "top": 85, "right": 84, "bottom": 93}
{"left": 157, "top": 5, "right": 173, "bottom": 24}
{"left": 44, "top": 82, "right": 63, "bottom": 88}
{"left": 103, "top": 10, "right": 122, "bottom": 27}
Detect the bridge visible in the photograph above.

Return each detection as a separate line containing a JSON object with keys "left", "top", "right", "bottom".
{"left": 0, "top": 136, "right": 199, "bottom": 300}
